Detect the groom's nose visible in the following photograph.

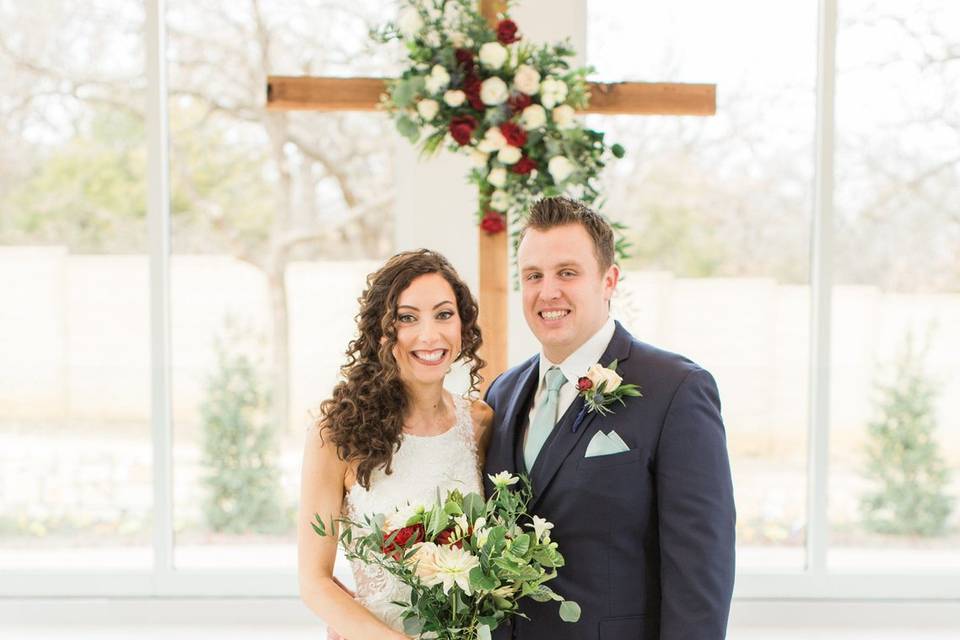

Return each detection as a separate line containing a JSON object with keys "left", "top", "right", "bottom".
{"left": 539, "top": 275, "right": 563, "bottom": 300}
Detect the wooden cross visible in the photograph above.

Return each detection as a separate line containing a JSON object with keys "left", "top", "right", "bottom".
{"left": 266, "top": 0, "right": 715, "bottom": 388}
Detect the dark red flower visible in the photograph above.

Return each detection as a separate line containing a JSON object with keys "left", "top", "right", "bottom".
{"left": 507, "top": 93, "right": 532, "bottom": 114}
{"left": 496, "top": 19, "right": 520, "bottom": 45}
{"left": 577, "top": 376, "right": 593, "bottom": 392}
{"left": 455, "top": 48, "right": 475, "bottom": 71}
{"left": 463, "top": 74, "right": 485, "bottom": 110}
{"left": 435, "top": 526, "right": 465, "bottom": 549}
{"left": 499, "top": 122, "right": 527, "bottom": 148}
{"left": 382, "top": 523, "right": 425, "bottom": 560}
{"left": 449, "top": 115, "right": 477, "bottom": 146}
{"left": 480, "top": 211, "right": 507, "bottom": 235}
{"left": 512, "top": 156, "right": 537, "bottom": 175}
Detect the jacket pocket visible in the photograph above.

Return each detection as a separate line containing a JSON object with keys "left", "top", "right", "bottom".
{"left": 578, "top": 447, "right": 645, "bottom": 470}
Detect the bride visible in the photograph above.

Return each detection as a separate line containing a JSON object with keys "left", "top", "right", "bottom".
{"left": 298, "top": 249, "right": 494, "bottom": 639}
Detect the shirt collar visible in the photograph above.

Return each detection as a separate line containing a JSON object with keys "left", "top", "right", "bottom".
{"left": 538, "top": 316, "right": 617, "bottom": 388}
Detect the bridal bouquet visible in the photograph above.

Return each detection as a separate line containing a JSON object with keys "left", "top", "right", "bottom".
{"left": 313, "top": 472, "right": 580, "bottom": 639}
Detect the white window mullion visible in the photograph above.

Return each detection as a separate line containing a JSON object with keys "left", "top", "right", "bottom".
{"left": 145, "top": 0, "right": 174, "bottom": 588}
{"left": 806, "top": 0, "right": 838, "bottom": 575}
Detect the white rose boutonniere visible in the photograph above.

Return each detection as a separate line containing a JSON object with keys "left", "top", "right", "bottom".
{"left": 576, "top": 359, "right": 641, "bottom": 417}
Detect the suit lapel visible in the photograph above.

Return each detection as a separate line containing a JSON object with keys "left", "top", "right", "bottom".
{"left": 491, "top": 356, "right": 540, "bottom": 477}
{"left": 528, "top": 322, "right": 633, "bottom": 511}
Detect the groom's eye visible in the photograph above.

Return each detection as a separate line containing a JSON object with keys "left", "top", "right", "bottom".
{"left": 525, "top": 273, "right": 542, "bottom": 281}
{"left": 560, "top": 269, "right": 576, "bottom": 278}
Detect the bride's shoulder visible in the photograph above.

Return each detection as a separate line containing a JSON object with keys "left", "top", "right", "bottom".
{"left": 467, "top": 397, "right": 494, "bottom": 439}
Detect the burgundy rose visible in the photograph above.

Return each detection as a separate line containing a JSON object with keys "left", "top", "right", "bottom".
{"left": 507, "top": 93, "right": 532, "bottom": 114}
{"left": 435, "top": 526, "right": 466, "bottom": 549}
{"left": 512, "top": 156, "right": 537, "bottom": 175}
{"left": 382, "top": 523, "right": 425, "bottom": 559}
{"left": 496, "top": 19, "right": 520, "bottom": 45}
{"left": 463, "top": 74, "right": 485, "bottom": 110}
{"left": 455, "top": 48, "right": 475, "bottom": 71}
{"left": 449, "top": 115, "right": 478, "bottom": 146}
{"left": 480, "top": 211, "right": 507, "bottom": 235}
{"left": 499, "top": 122, "right": 527, "bottom": 148}
{"left": 577, "top": 376, "right": 593, "bottom": 392}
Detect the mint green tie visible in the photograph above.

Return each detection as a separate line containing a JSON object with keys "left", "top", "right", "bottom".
{"left": 524, "top": 367, "right": 567, "bottom": 471}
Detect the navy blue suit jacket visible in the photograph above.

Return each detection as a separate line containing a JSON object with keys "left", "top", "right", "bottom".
{"left": 483, "top": 322, "right": 735, "bottom": 640}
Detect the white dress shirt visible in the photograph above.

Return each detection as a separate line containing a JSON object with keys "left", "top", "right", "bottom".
{"left": 523, "top": 316, "right": 617, "bottom": 446}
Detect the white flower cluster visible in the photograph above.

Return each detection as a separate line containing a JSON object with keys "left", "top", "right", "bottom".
{"left": 391, "top": 0, "right": 606, "bottom": 221}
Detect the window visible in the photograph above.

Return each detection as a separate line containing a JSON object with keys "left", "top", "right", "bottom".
{"left": 588, "top": 0, "right": 818, "bottom": 570}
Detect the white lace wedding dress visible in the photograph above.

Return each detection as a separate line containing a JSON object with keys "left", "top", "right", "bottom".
{"left": 343, "top": 394, "right": 483, "bottom": 632}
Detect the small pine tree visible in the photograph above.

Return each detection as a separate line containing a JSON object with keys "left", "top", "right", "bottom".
{"left": 859, "top": 336, "right": 954, "bottom": 536}
{"left": 199, "top": 324, "right": 287, "bottom": 534}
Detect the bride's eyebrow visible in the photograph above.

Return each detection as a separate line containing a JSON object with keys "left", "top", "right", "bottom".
{"left": 397, "top": 301, "right": 454, "bottom": 311}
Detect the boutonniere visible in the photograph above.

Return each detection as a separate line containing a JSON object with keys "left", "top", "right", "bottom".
{"left": 576, "top": 359, "right": 642, "bottom": 417}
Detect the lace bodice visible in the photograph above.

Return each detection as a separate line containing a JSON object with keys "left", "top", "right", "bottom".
{"left": 343, "top": 394, "right": 483, "bottom": 632}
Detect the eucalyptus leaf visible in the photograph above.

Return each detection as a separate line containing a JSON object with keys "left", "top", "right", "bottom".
{"left": 559, "top": 600, "right": 581, "bottom": 622}
{"left": 463, "top": 492, "right": 486, "bottom": 520}
{"left": 403, "top": 616, "right": 424, "bottom": 636}
{"left": 395, "top": 115, "right": 420, "bottom": 143}
{"left": 477, "top": 623, "right": 493, "bottom": 640}
{"left": 510, "top": 533, "right": 531, "bottom": 556}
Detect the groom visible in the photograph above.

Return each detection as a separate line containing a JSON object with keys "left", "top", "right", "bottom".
{"left": 483, "top": 197, "right": 736, "bottom": 640}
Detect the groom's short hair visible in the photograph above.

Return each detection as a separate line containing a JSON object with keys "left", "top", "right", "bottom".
{"left": 521, "top": 196, "right": 616, "bottom": 272}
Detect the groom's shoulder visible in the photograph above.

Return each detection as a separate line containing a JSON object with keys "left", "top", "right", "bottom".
{"left": 485, "top": 354, "right": 537, "bottom": 398}
{"left": 623, "top": 330, "right": 711, "bottom": 384}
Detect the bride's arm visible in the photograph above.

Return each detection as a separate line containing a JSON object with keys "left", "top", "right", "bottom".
{"left": 470, "top": 399, "right": 494, "bottom": 468}
{"left": 298, "top": 425, "right": 407, "bottom": 640}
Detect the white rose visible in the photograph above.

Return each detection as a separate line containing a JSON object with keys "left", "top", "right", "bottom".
{"left": 477, "top": 126, "right": 507, "bottom": 152}
{"left": 443, "top": 90, "right": 466, "bottom": 107}
{"left": 548, "top": 155, "right": 575, "bottom": 183}
{"left": 421, "top": 1, "right": 441, "bottom": 21}
{"left": 424, "top": 65, "right": 450, "bottom": 94}
{"left": 490, "top": 189, "right": 510, "bottom": 212}
{"left": 480, "top": 76, "right": 509, "bottom": 105}
{"left": 478, "top": 42, "right": 508, "bottom": 69}
{"left": 449, "top": 31, "right": 468, "bottom": 48}
{"left": 487, "top": 167, "right": 507, "bottom": 188}
{"left": 416, "top": 99, "right": 439, "bottom": 121}
{"left": 513, "top": 64, "right": 541, "bottom": 95}
{"left": 585, "top": 363, "right": 623, "bottom": 392}
{"left": 540, "top": 77, "right": 569, "bottom": 109}
{"left": 396, "top": 7, "right": 423, "bottom": 38}
{"left": 468, "top": 148, "right": 489, "bottom": 167}
{"left": 384, "top": 502, "right": 425, "bottom": 531}
{"left": 552, "top": 104, "right": 576, "bottom": 129}
{"left": 497, "top": 145, "right": 521, "bottom": 165}
{"left": 424, "top": 30, "right": 441, "bottom": 48}
{"left": 519, "top": 104, "right": 547, "bottom": 130}
{"left": 443, "top": 2, "right": 463, "bottom": 26}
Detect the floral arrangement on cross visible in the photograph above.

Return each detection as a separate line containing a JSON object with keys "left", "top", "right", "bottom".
{"left": 376, "top": 0, "right": 625, "bottom": 238}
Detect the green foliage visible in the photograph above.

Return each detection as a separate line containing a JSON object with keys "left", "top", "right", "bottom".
{"left": 316, "top": 473, "right": 579, "bottom": 639}
{"left": 0, "top": 105, "right": 273, "bottom": 254}
{"left": 859, "top": 336, "right": 954, "bottom": 536}
{"left": 199, "top": 321, "right": 287, "bottom": 534}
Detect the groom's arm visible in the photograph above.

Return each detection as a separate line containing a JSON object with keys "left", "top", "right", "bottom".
{"left": 655, "top": 367, "right": 736, "bottom": 640}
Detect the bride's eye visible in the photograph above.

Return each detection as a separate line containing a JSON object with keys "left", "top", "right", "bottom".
{"left": 436, "top": 310, "right": 455, "bottom": 320}
{"left": 398, "top": 313, "right": 417, "bottom": 323}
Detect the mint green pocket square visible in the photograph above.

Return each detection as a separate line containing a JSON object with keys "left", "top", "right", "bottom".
{"left": 584, "top": 430, "right": 631, "bottom": 458}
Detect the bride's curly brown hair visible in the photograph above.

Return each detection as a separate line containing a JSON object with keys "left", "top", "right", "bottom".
{"left": 317, "top": 249, "right": 485, "bottom": 490}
